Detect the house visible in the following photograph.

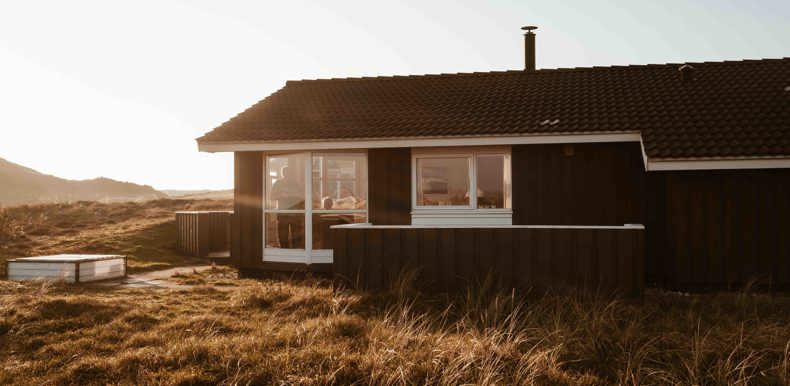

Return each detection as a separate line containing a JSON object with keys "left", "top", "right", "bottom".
{"left": 198, "top": 28, "right": 790, "bottom": 293}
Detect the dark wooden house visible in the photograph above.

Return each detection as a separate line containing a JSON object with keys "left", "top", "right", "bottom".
{"left": 198, "top": 32, "right": 790, "bottom": 293}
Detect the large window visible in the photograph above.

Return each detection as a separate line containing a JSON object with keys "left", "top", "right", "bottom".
{"left": 416, "top": 157, "right": 470, "bottom": 206}
{"left": 311, "top": 153, "right": 367, "bottom": 250}
{"left": 264, "top": 152, "right": 367, "bottom": 263}
{"left": 476, "top": 154, "right": 508, "bottom": 209}
{"left": 412, "top": 148, "right": 511, "bottom": 225}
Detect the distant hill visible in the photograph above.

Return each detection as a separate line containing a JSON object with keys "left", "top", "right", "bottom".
{"left": 162, "top": 189, "right": 233, "bottom": 200}
{"left": 0, "top": 157, "right": 166, "bottom": 207}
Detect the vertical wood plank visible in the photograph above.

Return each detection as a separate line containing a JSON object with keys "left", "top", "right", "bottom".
{"left": 576, "top": 229, "right": 595, "bottom": 290}
{"left": 382, "top": 229, "right": 402, "bottom": 287}
{"left": 175, "top": 214, "right": 181, "bottom": 253}
{"left": 438, "top": 228, "right": 456, "bottom": 291}
{"left": 366, "top": 229, "right": 384, "bottom": 290}
{"left": 332, "top": 229, "right": 348, "bottom": 283}
{"left": 552, "top": 229, "right": 572, "bottom": 289}
{"left": 455, "top": 228, "right": 476, "bottom": 286}
{"left": 617, "top": 229, "right": 635, "bottom": 295}
{"left": 634, "top": 228, "right": 645, "bottom": 297}
{"left": 515, "top": 229, "right": 532, "bottom": 289}
{"left": 494, "top": 229, "right": 514, "bottom": 289}
{"left": 476, "top": 228, "right": 495, "bottom": 285}
{"left": 348, "top": 229, "right": 366, "bottom": 288}
{"left": 595, "top": 228, "right": 616, "bottom": 292}
{"left": 198, "top": 213, "right": 210, "bottom": 257}
{"left": 420, "top": 229, "right": 439, "bottom": 290}
{"left": 402, "top": 229, "right": 420, "bottom": 275}
{"left": 534, "top": 228, "right": 552, "bottom": 289}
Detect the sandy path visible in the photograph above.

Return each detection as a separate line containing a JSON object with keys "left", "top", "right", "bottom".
{"left": 92, "top": 265, "right": 214, "bottom": 288}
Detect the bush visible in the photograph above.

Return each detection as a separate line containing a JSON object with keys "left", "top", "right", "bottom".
{"left": 0, "top": 208, "right": 24, "bottom": 242}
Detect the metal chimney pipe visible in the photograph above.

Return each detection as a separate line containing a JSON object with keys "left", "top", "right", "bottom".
{"left": 522, "top": 26, "right": 537, "bottom": 71}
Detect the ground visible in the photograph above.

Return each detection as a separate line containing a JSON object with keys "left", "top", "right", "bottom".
{"left": 2, "top": 268, "right": 790, "bottom": 385}
{"left": 1, "top": 200, "right": 790, "bottom": 385}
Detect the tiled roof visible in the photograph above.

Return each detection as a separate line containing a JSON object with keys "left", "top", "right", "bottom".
{"left": 198, "top": 58, "right": 790, "bottom": 159}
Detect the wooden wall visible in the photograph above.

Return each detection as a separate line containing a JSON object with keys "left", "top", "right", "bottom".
{"left": 512, "top": 143, "right": 645, "bottom": 225}
{"left": 227, "top": 144, "right": 790, "bottom": 292}
{"left": 332, "top": 226, "right": 644, "bottom": 296}
{"left": 647, "top": 169, "right": 790, "bottom": 290}
{"left": 368, "top": 148, "right": 411, "bottom": 225}
{"left": 233, "top": 152, "right": 263, "bottom": 269}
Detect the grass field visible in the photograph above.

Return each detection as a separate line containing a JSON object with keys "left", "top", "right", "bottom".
{"left": 1, "top": 268, "right": 790, "bottom": 385}
{"left": 0, "top": 199, "right": 231, "bottom": 276}
{"left": 2, "top": 200, "right": 790, "bottom": 384}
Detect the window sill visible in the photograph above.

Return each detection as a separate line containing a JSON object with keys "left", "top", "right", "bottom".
{"left": 411, "top": 209, "right": 513, "bottom": 226}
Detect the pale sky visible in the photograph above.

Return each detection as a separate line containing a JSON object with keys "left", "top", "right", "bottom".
{"left": 0, "top": 1, "right": 788, "bottom": 190}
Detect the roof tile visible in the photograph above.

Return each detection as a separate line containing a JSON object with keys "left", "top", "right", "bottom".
{"left": 199, "top": 58, "right": 790, "bottom": 159}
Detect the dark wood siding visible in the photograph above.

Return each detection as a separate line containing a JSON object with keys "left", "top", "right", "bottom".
{"left": 332, "top": 226, "right": 644, "bottom": 296}
{"left": 225, "top": 142, "right": 790, "bottom": 292}
{"left": 233, "top": 152, "right": 263, "bottom": 268}
{"left": 647, "top": 169, "right": 790, "bottom": 290}
{"left": 368, "top": 148, "right": 411, "bottom": 225}
{"left": 643, "top": 172, "right": 668, "bottom": 286}
{"left": 512, "top": 143, "right": 645, "bottom": 225}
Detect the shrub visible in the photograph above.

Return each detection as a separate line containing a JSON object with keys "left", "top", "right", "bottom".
{"left": 0, "top": 208, "right": 24, "bottom": 242}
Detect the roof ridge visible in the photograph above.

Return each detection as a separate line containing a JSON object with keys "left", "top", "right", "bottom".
{"left": 285, "top": 57, "right": 790, "bottom": 84}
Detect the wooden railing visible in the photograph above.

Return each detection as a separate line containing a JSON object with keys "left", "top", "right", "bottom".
{"left": 331, "top": 224, "right": 645, "bottom": 297}
{"left": 175, "top": 211, "right": 232, "bottom": 258}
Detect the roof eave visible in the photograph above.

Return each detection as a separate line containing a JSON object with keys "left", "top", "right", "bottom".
{"left": 196, "top": 131, "right": 643, "bottom": 153}
{"left": 646, "top": 156, "right": 790, "bottom": 171}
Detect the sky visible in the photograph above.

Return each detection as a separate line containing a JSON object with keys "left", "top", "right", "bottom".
{"left": 0, "top": 0, "right": 788, "bottom": 190}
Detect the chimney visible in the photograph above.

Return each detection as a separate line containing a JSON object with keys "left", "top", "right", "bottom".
{"left": 522, "top": 25, "right": 537, "bottom": 71}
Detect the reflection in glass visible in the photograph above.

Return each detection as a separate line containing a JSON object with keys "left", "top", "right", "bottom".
{"left": 265, "top": 213, "right": 305, "bottom": 249}
{"left": 312, "top": 213, "right": 367, "bottom": 250}
{"left": 312, "top": 154, "right": 367, "bottom": 210}
{"left": 416, "top": 157, "right": 470, "bottom": 206}
{"left": 476, "top": 155, "right": 506, "bottom": 208}
{"left": 266, "top": 154, "right": 305, "bottom": 210}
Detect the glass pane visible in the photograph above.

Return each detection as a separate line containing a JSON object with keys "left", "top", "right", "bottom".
{"left": 312, "top": 213, "right": 367, "bottom": 250}
{"left": 266, "top": 154, "right": 306, "bottom": 210}
{"left": 312, "top": 154, "right": 367, "bottom": 210}
{"left": 477, "top": 155, "right": 506, "bottom": 209}
{"left": 265, "top": 213, "right": 305, "bottom": 249}
{"left": 416, "top": 157, "right": 470, "bottom": 206}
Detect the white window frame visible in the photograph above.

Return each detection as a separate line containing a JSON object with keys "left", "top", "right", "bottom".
{"left": 411, "top": 147, "right": 512, "bottom": 226}
{"left": 262, "top": 151, "right": 368, "bottom": 264}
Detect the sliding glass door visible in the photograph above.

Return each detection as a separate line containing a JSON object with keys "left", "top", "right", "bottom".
{"left": 264, "top": 152, "right": 367, "bottom": 263}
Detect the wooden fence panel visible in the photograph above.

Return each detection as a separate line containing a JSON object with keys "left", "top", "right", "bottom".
{"left": 176, "top": 211, "right": 233, "bottom": 258}
{"left": 332, "top": 226, "right": 645, "bottom": 296}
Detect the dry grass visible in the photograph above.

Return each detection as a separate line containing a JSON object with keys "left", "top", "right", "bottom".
{"left": 2, "top": 270, "right": 790, "bottom": 385}
{"left": 2, "top": 199, "right": 790, "bottom": 384}
{"left": 0, "top": 199, "right": 231, "bottom": 276}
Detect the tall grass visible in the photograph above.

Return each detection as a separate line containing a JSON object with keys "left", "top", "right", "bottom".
{"left": 2, "top": 269, "right": 790, "bottom": 385}
{"left": 0, "top": 199, "right": 232, "bottom": 276}
{"left": 0, "top": 208, "right": 25, "bottom": 243}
